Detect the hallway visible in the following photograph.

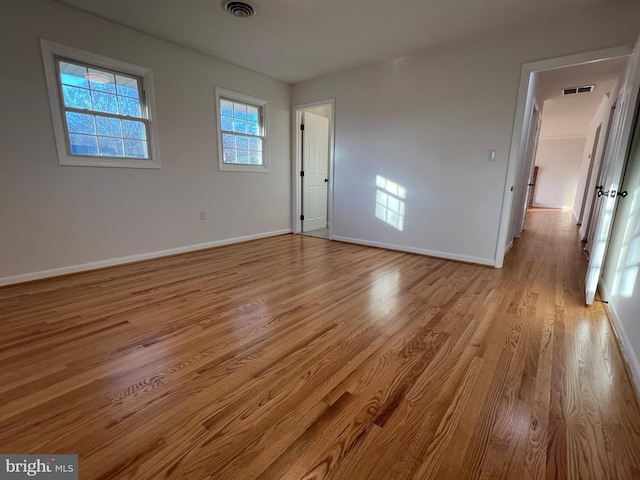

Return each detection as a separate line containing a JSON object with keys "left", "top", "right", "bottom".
{"left": 1, "top": 210, "right": 640, "bottom": 478}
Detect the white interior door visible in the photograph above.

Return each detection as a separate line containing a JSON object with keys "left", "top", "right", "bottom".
{"left": 519, "top": 105, "right": 542, "bottom": 234}
{"left": 302, "top": 111, "right": 329, "bottom": 232}
{"left": 585, "top": 35, "right": 640, "bottom": 305}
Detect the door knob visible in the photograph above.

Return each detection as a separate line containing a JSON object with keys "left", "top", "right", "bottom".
{"left": 324, "top": 179, "right": 329, "bottom": 182}
{"left": 598, "top": 189, "right": 609, "bottom": 198}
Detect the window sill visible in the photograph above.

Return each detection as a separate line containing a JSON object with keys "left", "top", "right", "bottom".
{"left": 59, "top": 156, "right": 161, "bottom": 169}
{"left": 219, "top": 163, "right": 269, "bottom": 173}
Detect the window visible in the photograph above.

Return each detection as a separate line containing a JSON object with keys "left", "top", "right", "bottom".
{"left": 40, "top": 39, "right": 161, "bottom": 168}
{"left": 215, "top": 87, "right": 268, "bottom": 172}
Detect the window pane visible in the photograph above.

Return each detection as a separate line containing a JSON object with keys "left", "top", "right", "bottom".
{"left": 233, "top": 118, "right": 247, "bottom": 134}
{"left": 91, "top": 91, "right": 118, "bottom": 114}
{"left": 249, "top": 151, "right": 262, "bottom": 165}
{"left": 96, "top": 116, "right": 123, "bottom": 137}
{"left": 122, "top": 120, "right": 146, "bottom": 140}
{"left": 220, "top": 99, "right": 234, "bottom": 117}
{"left": 233, "top": 103, "right": 247, "bottom": 119}
{"left": 66, "top": 112, "right": 96, "bottom": 134}
{"left": 222, "top": 133, "right": 236, "bottom": 149}
{"left": 221, "top": 116, "right": 233, "bottom": 132}
{"left": 248, "top": 137, "right": 262, "bottom": 151}
{"left": 118, "top": 96, "right": 142, "bottom": 117}
{"left": 223, "top": 148, "right": 237, "bottom": 164}
{"left": 69, "top": 134, "right": 98, "bottom": 155}
{"left": 236, "top": 136, "right": 249, "bottom": 150}
{"left": 62, "top": 85, "right": 91, "bottom": 109}
{"left": 98, "top": 136, "right": 124, "bottom": 156}
{"left": 236, "top": 149, "right": 249, "bottom": 164}
{"left": 247, "top": 106, "right": 259, "bottom": 122}
{"left": 116, "top": 75, "right": 139, "bottom": 98}
{"left": 124, "top": 139, "right": 148, "bottom": 158}
{"left": 59, "top": 61, "right": 89, "bottom": 88}
{"left": 247, "top": 121, "right": 259, "bottom": 135}
{"left": 87, "top": 69, "right": 116, "bottom": 94}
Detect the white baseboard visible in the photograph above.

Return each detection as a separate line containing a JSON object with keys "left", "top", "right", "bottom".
{"left": 504, "top": 240, "right": 514, "bottom": 255}
{"left": 331, "top": 235, "right": 495, "bottom": 267}
{"left": 0, "top": 229, "right": 292, "bottom": 287}
{"left": 599, "top": 281, "right": 640, "bottom": 400}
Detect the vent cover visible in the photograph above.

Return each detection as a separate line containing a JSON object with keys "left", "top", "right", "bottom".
{"left": 562, "top": 85, "right": 594, "bottom": 95}
{"left": 222, "top": 0, "right": 258, "bottom": 17}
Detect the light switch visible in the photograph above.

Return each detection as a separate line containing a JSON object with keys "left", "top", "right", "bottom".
{"left": 487, "top": 149, "right": 496, "bottom": 162}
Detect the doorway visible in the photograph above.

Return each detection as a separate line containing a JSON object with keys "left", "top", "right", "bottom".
{"left": 497, "top": 46, "right": 632, "bottom": 268}
{"left": 293, "top": 101, "right": 335, "bottom": 239}
{"left": 499, "top": 39, "right": 640, "bottom": 306}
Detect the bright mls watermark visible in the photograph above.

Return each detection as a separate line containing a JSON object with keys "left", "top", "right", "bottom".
{"left": 1, "top": 455, "right": 77, "bottom": 479}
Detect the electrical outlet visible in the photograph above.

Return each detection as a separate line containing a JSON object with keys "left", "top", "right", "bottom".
{"left": 199, "top": 211, "right": 206, "bottom": 220}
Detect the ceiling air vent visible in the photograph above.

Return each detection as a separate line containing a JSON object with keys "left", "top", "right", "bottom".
{"left": 562, "top": 85, "right": 594, "bottom": 96}
{"left": 222, "top": 0, "right": 258, "bottom": 17}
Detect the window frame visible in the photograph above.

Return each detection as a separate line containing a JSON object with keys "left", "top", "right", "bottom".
{"left": 215, "top": 86, "right": 268, "bottom": 172}
{"left": 40, "top": 39, "right": 161, "bottom": 169}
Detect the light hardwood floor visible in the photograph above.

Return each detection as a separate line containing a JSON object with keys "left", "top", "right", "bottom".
{"left": 1, "top": 209, "right": 640, "bottom": 479}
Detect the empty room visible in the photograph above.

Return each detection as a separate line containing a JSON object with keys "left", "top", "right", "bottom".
{"left": 3, "top": 0, "right": 640, "bottom": 478}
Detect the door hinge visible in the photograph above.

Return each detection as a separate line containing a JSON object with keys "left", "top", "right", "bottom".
{"left": 300, "top": 171, "right": 304, "bottom": 177}
{"left": 300, "top": 124, "right": 305, "bottom": 131}
{"left": 300, "top": 215, "right": 304, "bottom": 221}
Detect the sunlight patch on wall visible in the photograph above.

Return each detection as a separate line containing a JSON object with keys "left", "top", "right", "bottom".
{"left": 611, "top": 187, "right": 640, "bottom": 299}
{"left": 620, "top": 266, "right": 638, "bottom": 298}
{"left": 375, "top": 175, "right": 406, "bottom": 231}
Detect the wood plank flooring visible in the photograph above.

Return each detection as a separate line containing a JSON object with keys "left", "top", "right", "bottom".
{"left": 1, "top": 209, "right": 640, "bottom": 479}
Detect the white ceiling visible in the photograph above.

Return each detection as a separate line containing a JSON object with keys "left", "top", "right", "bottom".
{"left": 52, "top": 0, "right": 622, "bottom": 84}
{"left": 537, "top": 56, "right": 628, "bottom": 139}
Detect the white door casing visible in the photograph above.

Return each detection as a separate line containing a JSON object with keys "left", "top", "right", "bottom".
{"left": 585, "top": 34, "right": 640, "bottom": 305}
{"left": 302, "top": 111, "right": 330, "bottom": 232}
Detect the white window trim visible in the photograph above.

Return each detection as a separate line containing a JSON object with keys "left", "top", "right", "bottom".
{"left": 215, "top": 86, "right": 268, "bottom": 172}
{"left": 40, "top": 39, "right": 161, "bottom": 169}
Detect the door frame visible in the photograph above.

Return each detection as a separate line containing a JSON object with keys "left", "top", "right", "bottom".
{"left": 517, "top": 101, "right": 541, "bottom": 237}
{"left": 495, "top": 45, "right": 633, "bottom": 268}
{"left": 292, "top": 100, "right": 336, "bottom": 235}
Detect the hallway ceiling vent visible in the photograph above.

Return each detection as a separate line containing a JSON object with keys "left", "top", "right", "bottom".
{"left": 221, "top": 0, "right": 258, "bottom": 17}
{"left": 562, "top": 85, "right": 594, "bottom": 96}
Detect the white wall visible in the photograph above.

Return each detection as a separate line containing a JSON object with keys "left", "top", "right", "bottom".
{"left": 600, "top": 107, "right": 640, "bottom": 393}
{"left": 0, "top": 0, "right": 291, "bottom": 282}
{"left": 532, "top": 138, "right": 585, "bottom": 209}
{"left": 292, "top": 1, "right": 640, "bottom": 266}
